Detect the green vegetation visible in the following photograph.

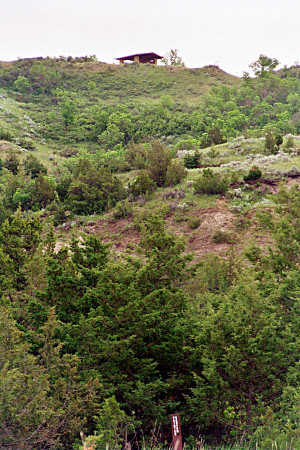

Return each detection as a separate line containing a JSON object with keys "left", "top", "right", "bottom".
{"left": 243, "top": 166, "right": 262, "bottom": 182}
{"left": 0, "top": 55, "right": 299, "bottom": 449}
{"left": 194, "top": 168, "right": 230, "bottom": 195}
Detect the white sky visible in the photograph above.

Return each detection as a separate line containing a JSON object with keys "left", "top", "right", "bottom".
{"left": 1, "top": 0, "right": 299, "bottom": 76}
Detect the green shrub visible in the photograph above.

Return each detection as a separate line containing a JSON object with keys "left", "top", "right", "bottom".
{"left": 24, "top": 154, "right": 47, "bottom": 178}
{"left": 125, "top": 143, "right": 147, "bottom": 169}
{"left": 213, "top": 229, "right": 235, "bottom": 244}
{"left": 207, "top": 144, "right": 219, "bottom": 159}
{"left": 128, "top": 170, "right": 156, "bottom": 197}
{"left": 114, "top": 200, "right": 133, "bottom": 219}
{"left": 284, "top": 136, "right": 294, "bottom": 149}
{"left": 230, "top": 171, "right": 240, "bottom": 184}
{"left": 173, "top": 138, "right": 199, "bottom": 151}
{"left": 145, "top": 141, "right": 172, "bottom": 187}
{"left": 165, "top": 160, "right": 188, "bottom": 186}
{"left": 12, "top": 187, "right": 31, "bottom": 209}
{"left": 98, "top": 123, "right": 124, "bottom": 149}
{"left": 208, "top": 125, "right": 226, "bottom": 145}
{"left": 3, "top": 154, "right": 20, "bottom": 175}
{"left": 194, "top": 168, "right": 229, "bottom": 195}
{"left": 68, "top": 167, "right": 126, "bottom": 215}
{"left": 200, "top": 132, "right": 210, "bottom": 149}
{"left": 244, "top": 166, "right": 262, "bottom": 182}
{"left": 31, "top": 174, "right": 56, "bottom": 208}
{"left": 184, "top": 151, "right": 200, "bottom": 169}
{"left": 265, "top": 130, "right": 276, "bottom": 153}
{"left": 0, "top": 128, "right": 14, "bottom": 141}
{"left": 235, "top": 216, "right": 252, "bottom": 231}
{"left": 188, "top": 216, "right": 201, "bottom": 229}
{"left": 50, "top": 200, "right": 68, "bottom": 225}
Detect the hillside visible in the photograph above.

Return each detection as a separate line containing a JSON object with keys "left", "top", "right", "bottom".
{"left": 0, "top": 57, "right": 299, "bottom": 449}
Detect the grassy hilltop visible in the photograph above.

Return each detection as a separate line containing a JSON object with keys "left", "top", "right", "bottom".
{"left": 0, "top": 56, "right": 299, "bottom": 449}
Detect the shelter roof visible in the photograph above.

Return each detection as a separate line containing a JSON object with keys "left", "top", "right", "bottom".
{"left": 116, "top": 52, "right": 163, "bottom": 62}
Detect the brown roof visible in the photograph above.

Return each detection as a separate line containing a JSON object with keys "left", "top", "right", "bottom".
{"left": 116, "top": 52, "right": 163, "bottom": 62}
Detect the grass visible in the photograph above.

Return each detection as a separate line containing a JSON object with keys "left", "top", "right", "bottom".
{"left": 271, "top": 155, "right": 300, "bottom": 171}
{"left": 0, "top": 59, "right": 299, "bottom": 255}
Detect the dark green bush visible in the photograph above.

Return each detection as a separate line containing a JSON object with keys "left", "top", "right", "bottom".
{"left": 145, "top": 141, "right": 172, "bottom": 187}
{"left": 184, "top": 151, "right": 200, "bottom": 169}
{"left": 68, "top": 167, "right": 125, "bottom": 215}
{"left": 31, "top": 174, "right": 56, "bottom": 208}
{"left": 244, "top": 166, "right": 262, "bottom": 182}
{"left": 199, "top": 132, "right": 210, "bottom": 149}
{"left": 194, "top": 168, "right": 229, "bottom": 195}
{"left": 24, "top": 154, "right": 47, "bottom": 178}
{"left": 3, "top": 154, "right": 20, "bottom": 175}
{"left": 49, "top": 200, "right": 68, "bottom": 225}
{"left": 56, "top": 171, "right": 72, "bottom": 201}
{"left": 275, "top": 134, "right": 283, "bottom": 146}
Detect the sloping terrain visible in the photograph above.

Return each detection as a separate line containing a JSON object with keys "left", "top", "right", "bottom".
{"left": 0, "top": 57, "right": 299, "bottom": 450}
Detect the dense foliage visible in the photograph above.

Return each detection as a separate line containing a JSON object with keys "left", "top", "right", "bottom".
{"left": 0, "top": 189, "right": 298, "bottom": 449}
{"left": 0, "top": 56, "right": 299, "bottom": 449}
{"left": 1, "top": 57, "right": 300, "bottom": 149}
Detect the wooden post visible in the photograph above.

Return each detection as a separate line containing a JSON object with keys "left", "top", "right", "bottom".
{"left": 170, "top": 414, "right": 183, "bottom": 450}
{"left": 134, "top": 55, "right": 140, "bottom": 62}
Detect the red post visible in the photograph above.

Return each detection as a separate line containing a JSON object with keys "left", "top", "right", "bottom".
{"left": 170, "top": 414, "right": 183, "bottom": 450}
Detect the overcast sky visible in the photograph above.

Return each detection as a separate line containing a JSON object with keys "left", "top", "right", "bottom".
{"left": 1, "top": 0, "right": 299, "bottom": 76}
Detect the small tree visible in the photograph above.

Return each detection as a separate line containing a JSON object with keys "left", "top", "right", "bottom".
{"left": 61, "top": 99, "right": 76, "bottom": 130}
{"left": 24, "top": 154, "right": 47, "bottom": 178}
{"left": 13, "top": 75, "right": 30, "bottom": 95}
{"left": 68, "top": 167, "right": 125, "bottom": 215}
{"left": 283, "top": 136, "right": 294, "bottom": 150}
{"left": 81, "top": 396, "right": 134, "bottom": 450}
{"left": 265, "top": 130, "right": 276, "bottom": 154}
{"left": 249, "top": 54, "right": 280, "bottom": 77}
{"left": 244, "top": 166, "right": 262, "bottom": 182}
{"left": 184, "top": 151, "right": 201, "bottom": 169}
{"left": 87, "top": 80, "right": 96, "bottom": 91}
{"left": 98, "top": 123, "right": 125, "bottom": 149}
{"left": 208, "top": 125, "right": 225, "bottom": 145}
{"left": 162, "top": 49, "right": 185, "bottom": 67}
{"left": 165, "top": 160, "right": 188, "bottom": 186}
{"left": 31, "top": 174, "right": 56, "bottom": 208}
{"left": 145, "top": 141, "right": 172, "bottom": 187}
{"left": 3, "top": 154, "right": 20, "bottom": 175}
